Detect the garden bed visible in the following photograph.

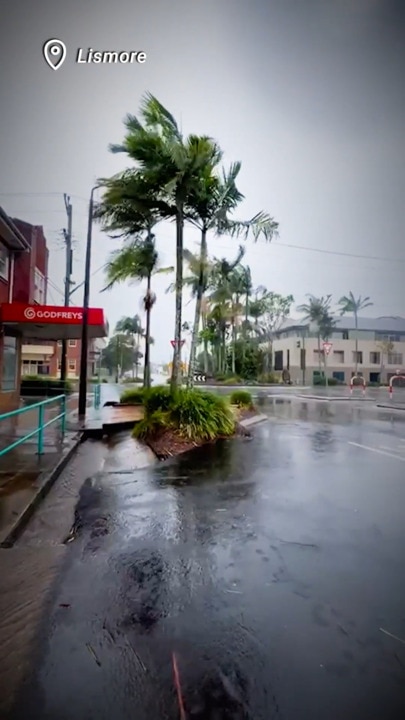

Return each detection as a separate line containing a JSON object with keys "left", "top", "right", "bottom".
{"left": 145, "top": 407, "right": 254, "bottom": 461}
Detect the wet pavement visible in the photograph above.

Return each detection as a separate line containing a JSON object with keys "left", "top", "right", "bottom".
{"left": 0, "top": 393, "right": 101, "bottom": 544}
{"left": 3, "top": 397, "right": 405, "bottom": 719}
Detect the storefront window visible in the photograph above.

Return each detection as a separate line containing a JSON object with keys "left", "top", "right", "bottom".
{"left": 2, "top": 336, "right": 17, "bottom": 392}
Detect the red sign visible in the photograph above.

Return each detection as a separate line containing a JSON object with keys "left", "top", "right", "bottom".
{"left": 322, "top": 342, "right": 333, "bottom": 356}
{"left": 0, "top": 303, "right": 105, "bottom": 326}
{"left": 170, "top": 339, "right": 186, "bottom": 348}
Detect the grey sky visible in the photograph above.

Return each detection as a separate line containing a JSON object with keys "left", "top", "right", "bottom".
{"left": 0, "top": 0, "right": 404, "bottom": 362}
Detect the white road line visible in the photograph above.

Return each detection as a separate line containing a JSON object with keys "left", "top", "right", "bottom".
{"left": 348, "top": 441, "right": 405, "bottom": 461}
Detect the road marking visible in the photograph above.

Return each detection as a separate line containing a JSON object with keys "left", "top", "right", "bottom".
{"left": 348, "top": 441, "right": 405, "bottom": 461}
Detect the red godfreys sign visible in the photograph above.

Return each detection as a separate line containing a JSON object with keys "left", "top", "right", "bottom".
{"left": 0, "top": 303, "right": 104, "bottom": 325}
{"left": 22, "top": 307, "right": 83, "bottom": 322}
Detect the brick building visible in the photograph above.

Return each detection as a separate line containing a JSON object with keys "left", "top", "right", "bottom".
{"left": 0, "top": 207, "right": 31, "bottom": 411}
{"left": 0, "top": 204, "right": 108, "bottom": 411}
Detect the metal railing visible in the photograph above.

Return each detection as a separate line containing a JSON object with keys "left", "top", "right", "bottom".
{"left": 94, "top": 383, "right": 101, "bottom": 409}
{"left": 0, "top": 395, "right": 67, "bottom": 457}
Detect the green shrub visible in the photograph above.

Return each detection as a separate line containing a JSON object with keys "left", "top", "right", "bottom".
{"left": 214, "top": 373, "right": 227, "bottom": 382}
{"left": 143, "top": 385, "right": 173, "bottom": 413}
{"left": 222, "top": 377, "right": 240, "bottom": 385}
{"left": 133, "top": 409, "right": 170, "bottom": 439}
{"left": 169, "top": 389, "right": 235, "bottom": 440}
{"left": 102, "top": 378, "right": 108, "bottom": 383}
{"left": 313, "top": 377, "right": 343, "bottom": 386}
{"left": 122, "top": 377, "right": 143, "bottom": 384}
{"left": 229, "top": 389, "right": 254, "bottom": 408}
{"left": 258, "top": 372, "right": 280, "bottom": 384}
{"left": 120, "top": 388, "right": 144, "bottom": 405}
{"left": 20, "top": 376, "right": 73, "bottom": 397}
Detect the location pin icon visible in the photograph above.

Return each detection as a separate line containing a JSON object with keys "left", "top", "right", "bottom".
{"left": 43, "top": 39, "right": 67, "bottom": 70}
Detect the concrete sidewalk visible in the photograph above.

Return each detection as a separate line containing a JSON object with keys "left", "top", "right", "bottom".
{"left": 0, "top": 386, "right": 123, "bottom": 546}
{"left": 0, "top": 396, "right": 87, "bottom": 547}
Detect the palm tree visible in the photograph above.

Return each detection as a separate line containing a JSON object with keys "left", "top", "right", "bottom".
{"left": 108, "top": 93, "right": 223, "bottom": 390}
{"left": 115, "top": 314, "right": 144, "bottom": 379}
{"left": 338, "top": 292, "right": 373, "bottom": 375}
{"left": 184, "top": 162, "right": 279, "bottom": 385}
{"left": 297, "top": 295, "right": 335, "bottom": 373}
{"left": 377, "top": 338, "right": 394, "bottom": 383}
{"left": 207, "top": 247, "right": 246, "bottom": 374}
{"left": 103, "top": 235, "right": 167, "bottom": 389}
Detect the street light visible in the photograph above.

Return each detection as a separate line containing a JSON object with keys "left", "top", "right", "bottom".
{"left": 78, "top": 185, "right": 98, "bottom": 418}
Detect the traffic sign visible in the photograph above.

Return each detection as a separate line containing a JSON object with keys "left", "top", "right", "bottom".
{"left": 170, "top": 339, "right": 186, "bottom": 348}
{"left": 322, "top": 342, "right": 333, "bottom": 356}
{"left": 194, "top": 373, "right": 206, "bottom": 382}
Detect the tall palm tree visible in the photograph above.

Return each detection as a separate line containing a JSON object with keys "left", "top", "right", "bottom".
{"left": 338, "top": 291, "right": 373, "bottom": 375}
{"left": 115, "top": 314, "right": 144, "bottom": 379}
{"left": 109, "top": 93, "right": 222, "bottom": 390}
{"left": 184, "top": 162, "right": 279, "bottom": 385}
{"left": 297, "top": 295, "right": 335, "bottom": 373}
{"left": 103, "top": 235, "right": 168, "bottom": 389}
{"left": 207, "top": 247, "right": 246, "bottom": 374}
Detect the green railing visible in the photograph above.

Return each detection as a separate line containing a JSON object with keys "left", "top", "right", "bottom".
{"left": 0, "top": 395, "right": 67, "bottom": 457}
{"left": 94, "top": 383, "right": 101, "bottom": 409}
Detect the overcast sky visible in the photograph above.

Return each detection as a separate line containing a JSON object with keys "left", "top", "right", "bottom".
{"left": 0, "top": 0, "right": 404, "bottom": 362}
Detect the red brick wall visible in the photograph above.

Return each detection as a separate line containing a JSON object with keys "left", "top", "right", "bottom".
{"left": 11, "top": 221, "right": 48, "bottom": 303}
{"left": 0, "top": 231, "right": 11, "bottom": 303}
{"left": 0, "top": 276, "right": 9, "bottom": 304}
{"left": 48, "top": 339, "right": 96, "bottom": 378}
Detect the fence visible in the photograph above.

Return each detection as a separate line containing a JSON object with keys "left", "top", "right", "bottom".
{"left": 0, "top": 395, "right": 67, "bottom": 457}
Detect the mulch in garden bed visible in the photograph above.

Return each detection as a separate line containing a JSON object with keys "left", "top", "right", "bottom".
{"left": 145, "top": 407, "right": 259, "bottom": 461}
{"left": 146, "top": 425, "right": 252, "bottom": 461}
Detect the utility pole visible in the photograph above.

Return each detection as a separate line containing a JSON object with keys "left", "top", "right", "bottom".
{"left": 60, "top": 195, "right": 73, "bottom": 383}
{"left": 78, "top": 186, "right": 97, "bottom": 418}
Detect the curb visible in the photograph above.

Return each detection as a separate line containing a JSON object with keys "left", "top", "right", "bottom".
{"left": 294, "top": 394, "right": 374, "bottom": 402}
{"left": 0, "top": 432, "right": 83, "bottom": 549}
{"left": 239, "top": 413, "right": 268, "bottom": 428}
{"left": 376, "top": 404, "right": 405, "bottom": 411}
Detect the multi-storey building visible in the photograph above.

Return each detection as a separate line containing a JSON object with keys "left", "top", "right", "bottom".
{"left": 270, "top": 316, "right": 405, "bottom": 385}
{"left": 0, "top": 207, "right": 31, "bottom": 410}
{"left": 0, "top": 205, "right": 108, "bottom": 410}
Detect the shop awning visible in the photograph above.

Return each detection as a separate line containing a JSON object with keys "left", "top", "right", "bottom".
{"left": 0, "top": 303, "right": 109, "bottom": 340}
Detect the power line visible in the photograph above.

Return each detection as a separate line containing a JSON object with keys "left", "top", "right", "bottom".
{"left": 155, "top": 230, "right": 405, "bottom": 264}
{"left": 270, "top": 240, "right": 405, "bottom": 264}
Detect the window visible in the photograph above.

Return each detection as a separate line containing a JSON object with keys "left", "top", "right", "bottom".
{"left": 369, "top": 372, "right": 380, "bottom": 383}
{"left": 34, "top": 268, "right": 45, "bottom": 304}
{"left": 369, "top": 352, "right": 380, "bottom": 364}
{"left": 352, "top": 351, "right": 363, "bottom": 364}
{"left": 342, "top": 331, "right": 349, "bottom": 340}
{"left": 68, "top": 339, "right": 77, "bottom": 347}
{"left": 57, "top": 360, "right": 62, "bottom": 371}
{"left": 2, "top": 336, "right": 17, "bottom": 391}
{"left": 57, "top": 340, "right": 62, "bottom": 347}
{"left": 387, "top": 353, "right": 403, "bottom": 365}
{"left": 68, "top": 359, "right": 76, "bottom": 372}
{"left": 333, "top": 371, "right": 345, "bottom": 382}
{"left": 0, "top": 243, "right": 9, "bottom": 281}
{"left": 274, "top": 350, "right": 283, "bottom": 371}
{"left": 333, "top": 350, "right": 344, "bottom": 364}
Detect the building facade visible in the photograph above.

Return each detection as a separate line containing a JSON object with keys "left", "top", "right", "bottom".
{"left": 270, "top": 316, "right": 405, "bottom": 385}
{"left": 13, "top": 219, "right": 54, "bottom": 375}
{"left": 0, "top": 207, "right": 31, "bottom": 411}
{"left": 0, "top": 205, "right": 108, "bottom": 411}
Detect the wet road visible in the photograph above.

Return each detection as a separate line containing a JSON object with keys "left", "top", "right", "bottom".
{"left": 8, "top": 398, "right": 405, "bottom": 719}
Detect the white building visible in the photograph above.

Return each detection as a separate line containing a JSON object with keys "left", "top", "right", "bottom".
{"left": 269, "top": 316, "right": 405, "bottom": 385}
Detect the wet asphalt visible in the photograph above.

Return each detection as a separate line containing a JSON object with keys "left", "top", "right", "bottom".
{"left": 9, "top": 396, "right": 405, "bottom": 720}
